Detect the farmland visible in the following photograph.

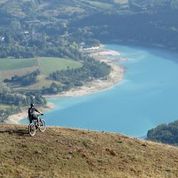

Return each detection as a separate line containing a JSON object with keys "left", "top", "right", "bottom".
{"left": 0, "top": 57, "right": 82, "bottom": 89}
{"left": 37, "top": 57, "right": 82, "bottom": 75}
{"left": 0, "top": 58, "right": 37, "bottom": 71}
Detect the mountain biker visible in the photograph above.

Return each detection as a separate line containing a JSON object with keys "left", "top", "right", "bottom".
{"left": 28, "top": 103, "right": 43, "bottom": 124}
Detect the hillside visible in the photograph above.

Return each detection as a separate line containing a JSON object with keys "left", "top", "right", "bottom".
{"left": 147, "top": 120, "right": 178, "bottom": 145}
{"left": 0, "top": 125, "right": 178, "bottom": 178}
{"left": 1, "top": 0, "right": 178, "bottom": 57}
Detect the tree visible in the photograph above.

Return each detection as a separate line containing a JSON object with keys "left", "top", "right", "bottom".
{"left": 147, "top": 121, "right": 178, "bottom": 145}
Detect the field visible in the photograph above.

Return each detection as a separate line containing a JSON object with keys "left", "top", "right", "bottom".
{"left": 0, "top": 124, "right": 178, "bottom": 178}
{"left": 0, "top": 58, "right": 37, "bottom": 71}
{"left": 0, "top": 57, "right": 82, "bottom": 89}
{"left": 37, "top": 57, "right": 82, "bottom": 75}
{"left": 0, "top": 104, "right": 12, "bottom": 110}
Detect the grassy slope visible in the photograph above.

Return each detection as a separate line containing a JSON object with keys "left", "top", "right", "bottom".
{"left": 0, "top": 125, "right": 178, "bottom": 178}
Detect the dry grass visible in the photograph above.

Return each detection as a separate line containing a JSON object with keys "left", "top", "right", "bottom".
{"left": 0, "top": 124, "right": 178, "bottom": 178}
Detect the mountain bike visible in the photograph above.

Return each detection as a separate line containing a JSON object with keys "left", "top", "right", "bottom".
{"left": 28, "top": 114, "right": 46, "bottom": 136}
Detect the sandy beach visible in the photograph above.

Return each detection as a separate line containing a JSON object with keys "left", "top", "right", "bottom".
{"left": 5, "top": 111, "right": 28, "bottom": 125}
{"left": 6, "top": 46, "right": 125, "bottom": 124}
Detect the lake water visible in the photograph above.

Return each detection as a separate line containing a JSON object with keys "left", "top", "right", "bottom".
{"left": 23, "top": 44, "right": 178, "bottom": 137}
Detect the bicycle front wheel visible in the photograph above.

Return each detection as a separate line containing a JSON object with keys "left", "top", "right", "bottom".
{"left": 28, "top": 123, "right": 36, "bottom": 136}
{"left": 39, "top": 119, "right": 46, "bottom": 132}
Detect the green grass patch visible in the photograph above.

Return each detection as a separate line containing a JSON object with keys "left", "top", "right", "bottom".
{"left": 37, "top": 57, "right": 82, "bottom": 75}
{"left": 0, "top": 104, "right": 12, "bottom": 110}
{"left": 0, "top": 58, "right": 37, "bottom": 71}
{"left": 0, "top": 57, "right": 82, "bottom": 90}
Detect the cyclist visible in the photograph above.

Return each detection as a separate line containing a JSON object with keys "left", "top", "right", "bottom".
{"left": 28, "top": 103, "right": 43, "bottom": 124}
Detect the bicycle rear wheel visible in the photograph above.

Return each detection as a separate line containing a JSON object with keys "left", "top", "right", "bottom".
{"left": 28, "top": 123, "right": 36, "bottom": 136}
{"left": 39, "top": 119, "right": 46, "bottom": 132}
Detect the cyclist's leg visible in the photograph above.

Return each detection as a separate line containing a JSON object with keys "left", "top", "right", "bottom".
{"left": 32, "top": 114, "right": 39, "bottom": 125}
{"left": 29, "top": 117, "right": 33, "bottom": 124}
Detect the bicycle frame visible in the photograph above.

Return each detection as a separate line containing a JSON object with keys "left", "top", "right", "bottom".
{"left": 28, "top": 113, "right": 46, "bottom": 136}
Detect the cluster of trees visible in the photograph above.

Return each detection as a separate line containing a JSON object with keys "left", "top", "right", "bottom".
{"left": 42, "top": 82, "right": 63, "bottom": 95}
{"left": 41, "top": 58, "right": 111, "bottom": 95}
{"left": 0, "top": 92, "right": 27, "bottom": 106}
{"left": 0, "top": 83, "right": 46, "bottom": 122}
{"left": 147, "top": 120, "right": 178, "bottom": 145}
{"left": 48, "top": 59, "right": 111, "bottom": 92}
{"left": 0, "top": 91, "right": 46, "bottom": 106}
{"left": 72, "top": 10, "right": 178, "bottom": 52}
{"left": 4, "top": 70, "right": 40, "bottom": 86}
{"left": 0, "top": 106, "right": 20, "bottom": 123}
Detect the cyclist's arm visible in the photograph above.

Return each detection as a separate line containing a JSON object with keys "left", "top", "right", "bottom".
{"left": 35, "top": 108, "right": 42, "bottom": 114}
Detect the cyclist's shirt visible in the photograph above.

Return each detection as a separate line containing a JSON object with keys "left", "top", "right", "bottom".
{"left": 28, "top": 107, "right": 39, "bottom": 119}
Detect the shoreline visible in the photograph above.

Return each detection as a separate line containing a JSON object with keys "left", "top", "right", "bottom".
{"left": 45, "top": 45, "right": 125, "bottom": 98}
{"left": 45, "top": 61, "right": 124, "bottom": 98}
{"left": 5, "top": 46, "right": 125, "bottom": 124}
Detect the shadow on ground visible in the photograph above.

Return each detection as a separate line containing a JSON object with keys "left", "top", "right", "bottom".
{"left": 0, "top": 127, "right": 29, "bottom": 136}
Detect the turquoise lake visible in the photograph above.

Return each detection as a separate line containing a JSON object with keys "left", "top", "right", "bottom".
{"left": 24, "top": 44, "right": 178, "bottom": 137}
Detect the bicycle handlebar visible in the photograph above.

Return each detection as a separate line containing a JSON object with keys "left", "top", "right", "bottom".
{"left": 36, "top": 113, "right": 44, "bottom": 116}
